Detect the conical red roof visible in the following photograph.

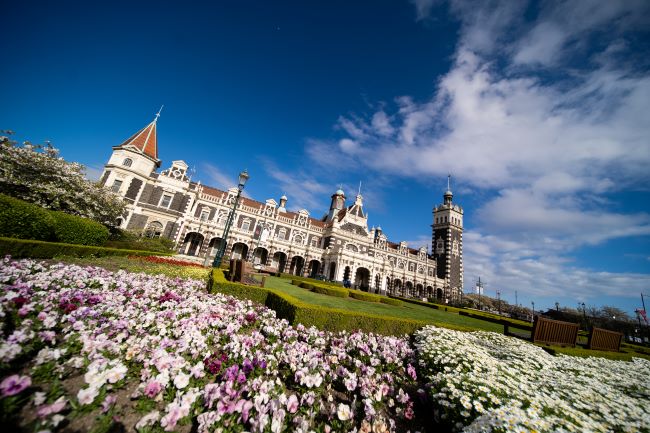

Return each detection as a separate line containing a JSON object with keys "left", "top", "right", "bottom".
{"left": 117, "top": 120, "right": 158, "bottom": 160}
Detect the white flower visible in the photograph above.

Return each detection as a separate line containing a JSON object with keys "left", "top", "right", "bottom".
{"left": 173, "top": 372, "right": 190, "bottom": 390}
{"left": 77, "top": 387, "right": 99, "bottom": 405}
{"left": 337, "top": 403, "right": 352, "bottom": 421}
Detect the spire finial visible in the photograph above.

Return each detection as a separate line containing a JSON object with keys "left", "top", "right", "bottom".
{"left": 358, "top": 181, "right": 362, "bottom": 196}
{"left": 154, "top": 105, "right": 164, "bottom": 122}
{"left": 447, "top": 174, "right": 451, "bottom": 191}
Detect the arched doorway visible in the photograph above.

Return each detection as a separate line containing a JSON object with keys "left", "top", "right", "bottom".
{"left": 426, "top": 286, "right": 434, "bottom": 298}
{"left": 405, "top": 281, "right": 414, "bottom": 298}
{"left": 207, "top": 237, "right": 224, "bottom": 257}
{"left": 182, "top": 232, "right": 204, "bottom": 256}
{"left": 436, "top": 288, "right": 443, "bottom": 300}
{"left": 231, "top": 242, "right": 249, "bottom": 261}
{"left": 272, "top": 251, "right": 287, "bottom": 273}
{"left": 328, "top": 262, "right": 337, "bottom": 281}
{"left": 307, "top": 259, "right": 321, "bottom": 278}
{"left": 354, "top": 267, "right": 370, "bottom": 291}
{"left": 252, "top": 247, "right": 268, "bottom": 266}
{"left": 394, "top": 279, "right": 402, "bottom": 296}
{"left": 289, "top": 256, "right": 305, "bottom": 276}
{"left": 416, "top": 284, "right": 424, "bottom": 298}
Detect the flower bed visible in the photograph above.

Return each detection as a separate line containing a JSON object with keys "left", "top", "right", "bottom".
{"left": 128, "top": 255, "right": 207, "bottom": 268}
{"left": 0, "top": 257, "right": 420, "bottom": 432}
{"left": 414, "top": 326, "right": 650, "bottom": 432}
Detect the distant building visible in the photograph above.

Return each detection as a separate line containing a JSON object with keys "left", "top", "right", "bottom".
{"left": 100, "top": 114, "right": 463, "bottom": 300}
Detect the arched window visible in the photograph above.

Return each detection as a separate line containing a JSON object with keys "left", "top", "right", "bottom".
{"left": 241, "top": 219, "right": 251, "bottom": 231}
{"left": 123, "top": 158, "right": 133, "bottom": 167}
{"left": 144, "top": 221, "right": 164, "bottom": 238}
{"left": 294, "top": 235, "right": 303, "bottom": 244}
{"left": 217, "top": 211, "right": 227, "bottom": 226}
{"left": 278, "top": 228, "right": 287, "bottom": 240}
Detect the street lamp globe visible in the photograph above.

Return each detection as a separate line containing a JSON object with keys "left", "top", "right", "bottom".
{"left": 238, "top": 169, "right": 249, "bottom": 189}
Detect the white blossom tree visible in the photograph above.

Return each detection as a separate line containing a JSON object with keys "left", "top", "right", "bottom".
{"left": 0, "top": 131, "right": 125, "bottom": 226}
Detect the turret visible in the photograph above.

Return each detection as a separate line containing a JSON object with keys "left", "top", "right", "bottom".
{"left": 326, "top": 188, "right": 346, "bottom": 221}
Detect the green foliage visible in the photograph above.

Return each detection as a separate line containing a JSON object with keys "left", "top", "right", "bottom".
{"left": 349, "top": 289, "right": 381, "bottom": 302}
{"left": 105, "top": 229, "right": 175, "bottom": 253}
{"left": 380, "top": 297, "right": 403, "bottom": 307}
{"left": 310, "top": 284, "right": 349, "bottom": 298}
{"left": 0, "top": 134, "right": 126, "bottom": 226}
{"left": 50, "top": 211, "right": 109, "bottom": 246}
{"left": 0, "top": 237, "right": 172, "bottom": 259}
{"left": 0, "top": 194, "right": 54, "bottom": 241}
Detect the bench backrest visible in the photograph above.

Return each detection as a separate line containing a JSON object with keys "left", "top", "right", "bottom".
{"left": 588, "top": 327, "right": 622, "bottom": 352}
{"left": 532, "top": 316, "right": 579, "bottom": 347}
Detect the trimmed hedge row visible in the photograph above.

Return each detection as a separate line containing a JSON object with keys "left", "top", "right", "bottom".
{"left": 311, "top": 284, "right": 349, "bottom": 298}
{"left": 348, "top": 289, "right": 381, "bottom": 302}
{"left": 0, "top": 237, "right": 172, "bottom": 259}
{"left": 209, "top": 269, "right": 427, "bottom": 336}
{"left": 380, "top": 297, "right": 403, "bottom": 307}
{"left": 0, "top": 194, "right": 109, "bottom": 246}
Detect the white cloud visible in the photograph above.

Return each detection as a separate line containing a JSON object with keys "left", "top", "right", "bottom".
{"left": 200, "top": 163, "right": 236, "bottom": 191}
{"left": 305, "top": 0, "right": 650, "bottom": 312}
{"left": 262, "top": 160, "right": 331, "bottom": 212}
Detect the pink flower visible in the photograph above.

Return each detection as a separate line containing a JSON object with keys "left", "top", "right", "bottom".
{"left": 286, "top": 394, "right": 299, "bottom": 414}
{"left": 0, "top": 374, "right": 31, "bottom": 397}
{"left": 144, "top": 380, "right": 163, "bottom": 398}
{"left": 37, "top": 396, "right": 66, "bottom": 418}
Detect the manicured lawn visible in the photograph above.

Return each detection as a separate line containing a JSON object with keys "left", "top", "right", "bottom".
{"left": 263, "top": 276, "right": 507, "bottom": 333}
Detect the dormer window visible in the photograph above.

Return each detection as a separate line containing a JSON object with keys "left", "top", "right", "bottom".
{"left": 123, "top": 158, "right": 133, "bottom": 167}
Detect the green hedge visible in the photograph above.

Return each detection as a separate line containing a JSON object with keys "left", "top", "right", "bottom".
{"left": 0, "top": 194, "right": 54, "bottom": 241}
{"left": 50, "top": 211, "right": 109, "bottom": 246}
{"left": 349, "top": 289, "right": 381, "bottom": 302}
{"left": 380, "top": 297, "right": 403, "bottom": 307}
{"left": 0, "top": 237, "right": 172, "bottom": 259}
{"left": 310, "top": 284, "right": 349, "bottom": 298}
{"left": 209, "top": 269, "right": 426, "bottom": 336}
{"left": 0, "top": 194, "right": 110, "bottom": 246}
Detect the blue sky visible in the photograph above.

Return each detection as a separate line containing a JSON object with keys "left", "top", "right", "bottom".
{"left": 2, "top": 0, "right": 649, "bottom": 316}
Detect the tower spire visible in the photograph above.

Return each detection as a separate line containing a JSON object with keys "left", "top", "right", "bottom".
{"left": 447, "top": 174, "right": 451, "bottom": 192}
{"left": 155, "top": 105, "right": 164, "bottom": 122}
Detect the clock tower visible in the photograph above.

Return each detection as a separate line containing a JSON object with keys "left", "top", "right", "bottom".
{"left": 432, "top": 177, "right": 464, "bottom": 301}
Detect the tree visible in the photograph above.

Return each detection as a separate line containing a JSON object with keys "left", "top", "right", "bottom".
{"left": 0, "top": 132, "right": 125, "bottom": 226}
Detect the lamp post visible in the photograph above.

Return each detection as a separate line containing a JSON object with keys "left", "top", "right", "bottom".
{"left": 581, "top": 302, "right": 587, "bottom": 330}
{"left": 531, "top": 301, "right": 535, "bottom": 322}
{"left": 212, "top": 169, "right": 249, "bottom": 268}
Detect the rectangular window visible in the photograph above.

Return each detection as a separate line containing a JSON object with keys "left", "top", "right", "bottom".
{"left": 160, "top": 194, "right": 172, "bottom": 208}
{"left": 200, "top": 210, "right": 209, "bottom": 221}
{"left": 111, "top": 179, "right": 123, "bottom": 192}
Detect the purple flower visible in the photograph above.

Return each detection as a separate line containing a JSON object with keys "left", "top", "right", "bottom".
{"left": 101, "top": 395, "right": 117, "bottom": 413}
{"left": 286, "top": 394, "right": 299, "bottom": 414}
{"left": 0, "top": 374, "right": 31, "bottom": 397}
{"left": 144, "top": 380, "right": 163, "bottom": 398}
{"left": 407, "top": 364, "right": 417, "bottom": 380}
{"left": 242, "top": 358, "right": 254, "bottom": 375}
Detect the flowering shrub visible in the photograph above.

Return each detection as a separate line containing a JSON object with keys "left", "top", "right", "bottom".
{"left": 415, "top": 326, "right": 650, "bottom": 433}
{"left": 0, "top": 257, "right": 420, "bottom": 432}
{"left": 0, "top": 135, "right": 125, "bottom": 226}
{"left": 129, "top": 255, "right": 207, "bottom": 268}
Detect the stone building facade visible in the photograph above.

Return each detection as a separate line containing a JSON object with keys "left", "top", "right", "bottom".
{"left": 100, "top": 115, "right": 463, "bottom": 301}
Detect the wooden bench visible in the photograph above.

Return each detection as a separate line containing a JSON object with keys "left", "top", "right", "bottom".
{"left": 588, "top": 327, "right": 623, "bottom": 352}
{"left": 532, "top": 316, "right": 579, "bottom": 347}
